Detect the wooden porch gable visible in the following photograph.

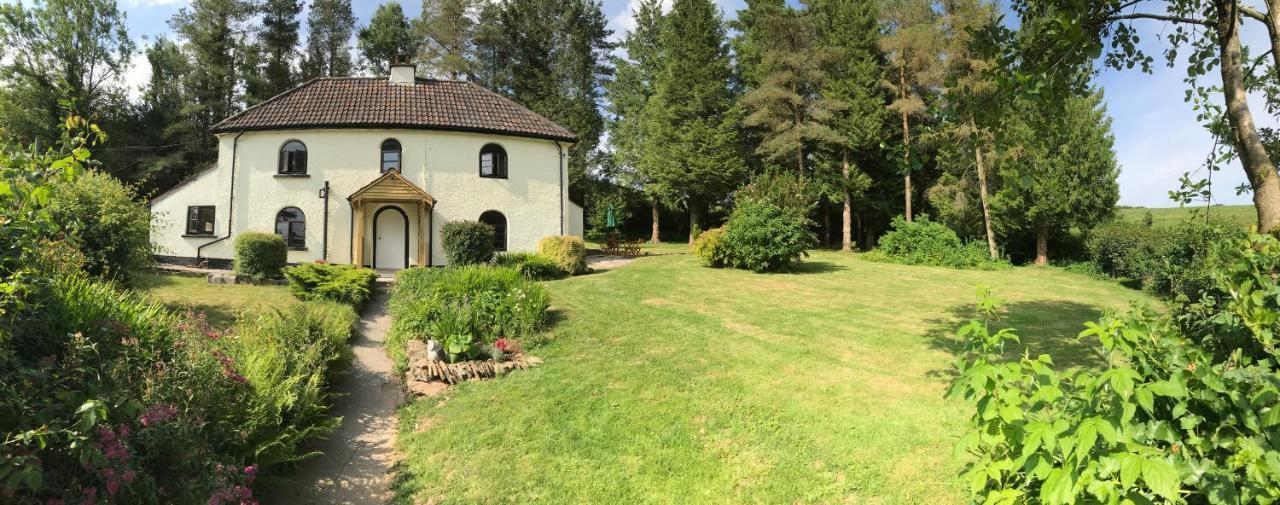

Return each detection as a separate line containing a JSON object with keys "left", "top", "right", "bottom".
{"left": 348, "top": 171, "right": 435, "bottom": 268}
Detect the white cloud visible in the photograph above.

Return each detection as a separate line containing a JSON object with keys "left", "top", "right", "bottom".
{"left": 607, "top": 0, "right": 741, "bottom": 42}
{"left": 117, "top": 52, "right": 152, "bottom": 101}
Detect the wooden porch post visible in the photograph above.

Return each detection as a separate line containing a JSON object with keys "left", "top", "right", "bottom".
{"left": 353, "top": 202, "right": 365, "bottom": 267}
{"left": 417, "top": 202, "right": 427, "bottom": 267}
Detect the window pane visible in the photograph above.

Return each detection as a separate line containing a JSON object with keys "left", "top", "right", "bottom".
{"left": 289, "top": 222, "right": 305, "bottom": 248}
{"left": 382, "top": 152, "right": 400, "bottom": 172}
{"left": 480, "top": 153, "right": 493, "bottom": 176}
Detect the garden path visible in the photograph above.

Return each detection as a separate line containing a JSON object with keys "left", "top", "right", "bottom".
{"left": 262, "top": 288, "right": 400, "bottom": 504}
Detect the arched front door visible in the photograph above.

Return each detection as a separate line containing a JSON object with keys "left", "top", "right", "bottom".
{"left": 373, "top": 206, "right": 408, "bottom": 269}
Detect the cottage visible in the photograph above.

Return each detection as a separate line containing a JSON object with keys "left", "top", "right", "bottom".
{"left": 151, "top": 62, "right": 583, "bottom": 269}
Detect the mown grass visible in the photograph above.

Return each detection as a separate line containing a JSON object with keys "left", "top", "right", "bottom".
{"left": 133, "top": 272, "right": 296, "bottom": 329}
{"left": 391, "top": 251, "right": 1154, "bottom": 504}
{"left": 1116, "top": 204, "right": 1254, "bottom": 228}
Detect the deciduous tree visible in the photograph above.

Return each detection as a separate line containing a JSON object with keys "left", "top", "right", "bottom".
{"left": 359, "top": 2, "right": 417, "bottom": 75}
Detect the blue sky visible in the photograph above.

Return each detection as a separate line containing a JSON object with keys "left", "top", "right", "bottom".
{"left": 112, "top": 0, "right": 1270, "bottom": 207}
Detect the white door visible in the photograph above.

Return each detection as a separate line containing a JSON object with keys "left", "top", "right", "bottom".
{"left": 374, "top": 207, "right": 407, "bottom": 269}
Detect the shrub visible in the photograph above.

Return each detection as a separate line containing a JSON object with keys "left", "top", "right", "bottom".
{"left": 493, "top": 252, "right": 567, "bottom": 280}
{"left": 283, "top": 262, "right": 379, "bottom": 307}
{"left": 716, "top": 201, "right": 815, "bottom": 272}
{"left": 233, "top": 232, "right": 287, "bottom": 279}
{"left": 538, "top": 235, "right": 587, "bottom": 275}
{"left": 692, "top": 227, "right": 728, "bottom": 267}
{"left": 441, "top": 220, "right": 495, "bottom": 265}
{"left": 870, "top": 215, "right": 1007, "bottom": 270}
{"left": 0, "top": 273, "right": 357, "bottom": 503}
{"left": 949, "top": 234, "right": 1280, "bottom": 505}
{"left": 734, "top": 171, "right": 821, "bottom": 220}
{"left": 46, "top": 170, "right": 154, "bottom": 284}
{"left": 1085, "top": 220, "right": 1163, "bottom": 279}
{"left": 388, "top": 265, "right": 550, "bottom": 367}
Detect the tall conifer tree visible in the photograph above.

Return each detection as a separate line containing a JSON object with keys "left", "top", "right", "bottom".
{"left": 880, "top": 0, "right": 943, "bottom": 222}
{"left": 416, "top": 0, "right": 480, "bottom": 79}
{"left": 607, "top": 0, "right": 666, "bottom": 243}
{"left": 302, "top": 0, "right": 356, "bottom": 78}
{"left": 256, "top": 0, "right": 302, "bottom": 101}
{"left": 644, "top": 0, "right": 742, "bottom": 243}
{"left": 359, "top": 2, "right": 417, "bottom": 74}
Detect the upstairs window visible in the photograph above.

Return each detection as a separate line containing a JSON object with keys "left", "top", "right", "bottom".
{"left": 381, "top": 139, "right": 402, "bottom": 172}
{"left": 279, "top": 140, "right": 307, "bottom": 175}
{"left": 479, "top": 143, "right": 507, "bottom": 179}
{"left": 275, "top": 207, "right": 306, "bottom": 250}
{"left": 186, "top": 206, "right": 215, "bottom": 236}
{"left": 479, "top": 210, "right": 507, "bottom": 252}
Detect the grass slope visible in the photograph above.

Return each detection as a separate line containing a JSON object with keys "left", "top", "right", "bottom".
{"left": 1116, "top": 205, "right": 1254, "bottom": 228}
{"left": 392, "top": 251, "right": 1152, "bottom": 504}
{"left": 134, "top": 272, "right": 296, "bottom": 329}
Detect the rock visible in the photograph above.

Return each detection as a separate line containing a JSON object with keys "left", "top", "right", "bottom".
{"left": 407, "top": 379, "right": 448, "bottom": 397}
{"left": 207, "top": 273, "right": 235, "bottom": 285}
{"left": 405, "top": 339, "right": 428, "bottom": 365}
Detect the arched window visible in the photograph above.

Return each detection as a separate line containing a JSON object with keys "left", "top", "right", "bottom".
{"left": 275, "top": 207, "right": 306, "bottom": 250}
{"left": 380, "top": 139, "right": 402, "bottom": 172}
{"left": 479, "top": 143, "right": 507, "bottom": 178}
{"left": 279, "top": 140, "right": 307, "bottom": 175}
{"left": 479, "top": 211, "right": 507, "bottom": 252}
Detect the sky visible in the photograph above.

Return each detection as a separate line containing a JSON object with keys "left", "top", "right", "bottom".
{"left": 110, "top": 0, "right": 1273, "bottom": 208}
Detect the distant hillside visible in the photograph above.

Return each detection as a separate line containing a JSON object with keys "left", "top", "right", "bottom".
{"left": 1115, "top": 205, "right": 1255, "bottom": 228}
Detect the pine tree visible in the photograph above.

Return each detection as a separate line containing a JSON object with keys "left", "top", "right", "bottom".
{"left": 993, "top": 93, "right": 1119, "bottom": 266}
{"left": 132, "top": 38, "right": 205, "bottom": 197}
{"left": 481, "top": 0, "right": 612, "bottom": 191}
{"left": 171, "top": 0, "right": 253, "bottom": 130}
{"left": 935, "top": 0, "right": 1001, "bottom": 258}
{"left": 880, "top": 0, "right": 943, "bottom": 222}
{"left": 0, "top": 0, "right": 134, "bottom": 143}
{"left": 302, "top": 0, "right": 356, "bottom": 78}
{"left": 471, "top": 1, "right": 507, "bottom": 90}
{"left": 606, "top": 0, "right": 666, "bottom": 243}
{"left": 416, "top": 0, "right": 480, "bottom": 79}
{"left": 729, "top": 0, "right": 788, "bottom": 90}
{"left": 644, "top": 0, "right": 742, "bottom": 243}
{"left": 359, "top": 2, "right": 417, "bottom": 74}
{"left": 810, "top": 0, "right": 886, "bottom": 251}
{"left": 741, "top": 8, "right": 846, "bottom": 175}
{"left": 256, "top": 0, "right": 302, "bottom": 100}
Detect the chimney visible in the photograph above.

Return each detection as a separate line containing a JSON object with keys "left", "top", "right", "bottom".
{"left": 389, "top": 55, "right": 416, "bottom": 85}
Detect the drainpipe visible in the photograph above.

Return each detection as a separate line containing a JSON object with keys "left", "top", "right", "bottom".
{"left": 197, "top": 130, "right": 245, "bottom": 263}
{"left": 554, "top": 140, "right": 565, "bottom": 235}
{"left": 319, "top": 180, "right": 330, "bottom": 261}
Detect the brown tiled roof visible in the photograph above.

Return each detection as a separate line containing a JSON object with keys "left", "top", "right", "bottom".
{"left": 212, "top": 77, "right": 577, "bottom": 142}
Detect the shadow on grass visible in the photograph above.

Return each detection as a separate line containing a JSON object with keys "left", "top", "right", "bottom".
{"left": 923, "top": 299, "right": 1110, "bottom": 379}
{"left": 789, "top": 260, "right": 847, "bottom": 274}
{"left": 162, "top": 302, "right": 241, "bottom": 331}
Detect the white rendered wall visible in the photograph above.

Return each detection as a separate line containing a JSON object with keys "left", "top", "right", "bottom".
{"left": 150, "top": 128, "right": 576, "bottom": 266}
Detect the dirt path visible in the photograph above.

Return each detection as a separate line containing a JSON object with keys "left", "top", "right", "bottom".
{"left": 263, "top": 288, "right": 400, "bottom": 504}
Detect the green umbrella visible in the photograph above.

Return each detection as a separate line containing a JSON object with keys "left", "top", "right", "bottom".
{"left": 606, "top": 204, "right": 617, "bottom": 229}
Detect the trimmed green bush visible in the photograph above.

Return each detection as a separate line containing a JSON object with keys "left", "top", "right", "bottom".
{"left": 441, "top": 220, "right": 495, "bottom": 265}
{"left": 692, "top": 227, "right": 728, "bottom": 267}
{"left": 493, "top": 252, "right": 567, "bottom": 280}
{"left": 388, "top": 265, "right": 550, "bottom": 367}
{"left": 283, "top": 262, "right": 379, "bottom": 308}
{"left": 234, "top": 232, "right": 287, "bottom": 279}
{"left": 870, "top": 216, "right": 1007, "bottom": 270}
{"left": 1085, "top": 220, "right": 1162, "bottom": 279}
{"left": 719, "top": 201, "right": 815, "bottom": 272}
{"left": 47, "top": 170, "right": 154, "bottom": 284}
{"left": 538, "top": 235, "right": 587, "bottom": 275}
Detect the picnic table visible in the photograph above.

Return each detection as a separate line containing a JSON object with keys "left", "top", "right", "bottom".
{"left": 603, "top": 236, "right": 644, "bottom": 256}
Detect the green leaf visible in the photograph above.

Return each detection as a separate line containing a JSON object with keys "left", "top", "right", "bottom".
{"left": 0, "top": 181, "right": 10, "bottom": 197}
{"left": 1136, "top": 387, "right": 1155, "bottom": 415}
{"left": 1040, "top": 468, "right": 1075, "bottom": 505}
{"left": 1118, "top": 453, "right": 1142, "bottom": 489}
{"left": 1141, "top": 458, "right": 1180, "bottom": 501}
{"left": 29, "top": 186, "right": 49, "bottom": 207}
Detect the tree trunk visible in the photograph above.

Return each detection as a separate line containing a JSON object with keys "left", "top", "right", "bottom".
{"left": 1216, "top": 1, "right": 1280, "bottom": 233}
{"left": 688, "top": 202, "right": 701, "bottom": 245}
{"left": 842, "top": 149, "right": 853, "bottom": 252}
{"left": 900, "top": 67, "right": 913, "bottom": 223}
{"left": 1035, "top": 227, "right": 1049, "bottom": 266}
{"left": 650, "top": 198, "right": 660, "bottom": 244}
{"left": 975, "top": 143, "right": 998, "bottom": 259}
{"left": 823, "top": 201, "right": 832, "bottom": 246}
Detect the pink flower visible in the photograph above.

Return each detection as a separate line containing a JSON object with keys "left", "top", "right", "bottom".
{"left": 122, "top": 469, "right": 136, "bottom": 483}
{"left": 138, "top": 404, "right": 178, "bottom": 427}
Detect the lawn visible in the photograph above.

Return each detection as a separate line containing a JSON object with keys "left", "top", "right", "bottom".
{"left": 391, "top": 251, "right": 1154, "bottom": 504}
{"left": 1116, "top": 204, "right": 1254, "bottom": 228}
{"left": 133, "top": 272, "right": 296, "bottom": 329}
